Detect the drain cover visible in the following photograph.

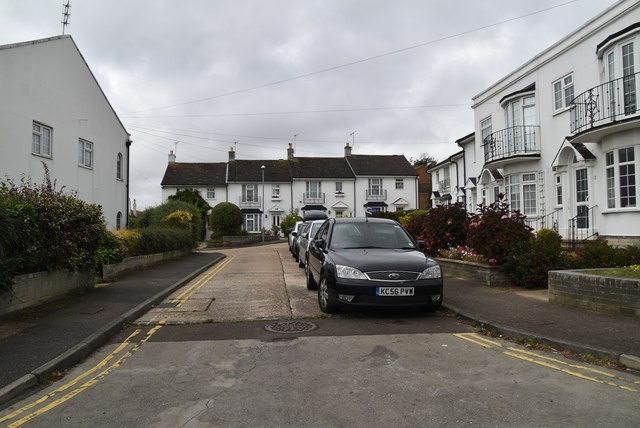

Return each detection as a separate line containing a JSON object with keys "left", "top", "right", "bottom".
{"left": 264, "top": 320, "right": 318, "bottom": 334}
{"left": 156, "top": 302, "right": 179, "bottom": 308}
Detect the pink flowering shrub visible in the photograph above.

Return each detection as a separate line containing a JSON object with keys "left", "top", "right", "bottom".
{"left": 417, "top": 203, "right": 468, "bottom": 256}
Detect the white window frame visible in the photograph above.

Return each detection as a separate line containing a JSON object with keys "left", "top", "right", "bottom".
{"left": 271, "top": 184, "right": 281, "bottom": 199}
{"left": 207, "top": 188, "right": 216, "bottom": 199}
{"left": 335, "top": 182, "right": 343, "bottom": 193}
{"left": 242, "top": 184, "right": 258, "bottom": 202}
{"left": 395, "top": 178, "right": 404, "bottom": 189}
{"left": 506, "top": 172, "right": 537, "bottom": 215}
{"left": 480, "top": 116, "right": 492, "bottom": 144}
{"left": 368, "top": 178, "right": 382, "bottom": 195}
{"left": 244, "top": 213, "right": 261, "bottom": 233}
{"left": 552, "top": 73, "right": 574, "bottom": 112}
{"left": 78, "top": 139, "right": 93, "bottom": 169}
{"left": 605, "top": 146, "right": 637, "bottom": 209}
{"left": 32, "top": 122, "right": 52, "bottom": 157}
{"left": 116, "top": 153, "right": 123, "bottom": 180}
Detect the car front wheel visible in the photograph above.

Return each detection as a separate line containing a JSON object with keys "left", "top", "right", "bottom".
{"left": 318, "top": 275, "right": 339, "bottom": 314}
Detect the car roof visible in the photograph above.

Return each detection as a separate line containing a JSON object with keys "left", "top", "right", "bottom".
{"left": 331, "top": 217, "right": 398, "bottom": 224}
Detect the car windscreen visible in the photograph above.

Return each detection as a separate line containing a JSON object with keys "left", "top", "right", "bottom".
{"left": 330, "top": 222, "right": 417, "bottom": 250}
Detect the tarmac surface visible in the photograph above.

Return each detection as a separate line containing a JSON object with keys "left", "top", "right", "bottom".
{"left": 1, "top": 242, "right": 639, "bottom": 407}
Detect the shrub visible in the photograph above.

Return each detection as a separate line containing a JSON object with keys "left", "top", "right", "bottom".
{"left": 504, "top": 228, "right": 564, "bottom": 288}
{"left": 160, "top": 210, "right": 193, "bottom": 230}
{"left": 370, "top": 211, "right": 404, "bottom": 222}
{"left": 0, "top": 168, "right": 105, "bottom": 278}
{"left": 466, "top": 196, "right": 533, "bottom": 265}
{"left": 417, "top": 204, "right": 468, "bottom": 256}
{"left": 573, "top": 240, "right": 636, "bottom": 269}
{"left": 210, "top": 202, "right": 243, "bottom": 237}
{"left": 167, "top": 189, "right": 210, "bottom": 239}
{"left": 138, "top": 227, "right": 193, "bottom": 254}
{"left": 398, "top": 209, "right": 430, "bottom": 239}
{"left": 137, "top": 200, "right": 203, "bottom": 244}
{"left": 281, "top": 210, "right": 302, "bottom": 236}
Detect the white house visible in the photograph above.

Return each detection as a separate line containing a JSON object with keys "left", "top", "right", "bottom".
{"left": 428, "top": 133, "right": 470, "bottom": 208}
{"left": 160, "top": 143, "right": 419, "bottom": 233}
{"left": 0, "top": 36, "right": 131, "bottom": 230}
{"left": 456, "top": 0, "right": 640, "bottom": 247}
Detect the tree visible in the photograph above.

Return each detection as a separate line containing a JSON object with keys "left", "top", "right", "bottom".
{"left": 210, "top": 202, "right": 243, "bottom": 238}
{"left": 411, "top": 153, "right": 438, "bottom": 169}
{"left": 168, "top": 190, "right": 211, "bottom": 235}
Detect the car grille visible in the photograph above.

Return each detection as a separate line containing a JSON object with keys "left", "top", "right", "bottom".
{"left": 365, "top": 271, "right": 420, "bottom": 282}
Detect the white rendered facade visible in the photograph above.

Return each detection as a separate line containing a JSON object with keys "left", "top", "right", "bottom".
{"left": 0, "top": 36, "right": 130, "bottom": 230}
{"left": 468, "top": 0, "right": 640, "bottom": 245}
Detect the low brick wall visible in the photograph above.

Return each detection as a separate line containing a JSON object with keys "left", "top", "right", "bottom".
{"left": 435, "top": 257, "right": 511, "bottom": 287}
{"left": 0, "top": 271, "right": 94, "bottom": 316}
{"left": 102, "top": 250, "right": 189, "bottom": 281}
{"left": 549, "top": 270, "right": 640, "bottom": 317}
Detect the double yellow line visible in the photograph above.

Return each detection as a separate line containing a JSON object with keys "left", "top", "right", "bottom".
{"left": 454, "top": 333, "right": 638, "bottom": 394}
{"left": 1, "top": 323, "right": 165, "bottom": 427}
{"left": 168, "top": 255, "right": 234, "bottom": 308}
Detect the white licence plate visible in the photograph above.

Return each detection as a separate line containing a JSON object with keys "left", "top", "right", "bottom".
{"left": 376, "top": 287, "right": 415, "bottom": 296}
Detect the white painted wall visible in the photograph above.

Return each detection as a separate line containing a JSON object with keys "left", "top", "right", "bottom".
{"left": 0, "top": 37, "right": 129, "bottom": 230}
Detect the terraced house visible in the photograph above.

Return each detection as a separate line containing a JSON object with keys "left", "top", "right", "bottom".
{"left": 431, "top": 0, "right": 640, "bottom": 247}
{"left": 161, "top": 143, "right": 419, "bottom": 233}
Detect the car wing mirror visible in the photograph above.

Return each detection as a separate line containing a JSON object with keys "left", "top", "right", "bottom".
{"left": 314, "top": 238, "right": 326, "bottom": 249}
{"left": 417, "top": 240, "right": 426, "bottom": 250}
{"left": 291, "top": 232, "right": 298, "bottom": 237}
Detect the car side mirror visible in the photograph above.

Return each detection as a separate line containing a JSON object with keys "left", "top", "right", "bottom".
{"left": 291, "top": 232, "right": 298, "bottom": 237}
{"left": 314, "top": 238, "right": 326, "bottom": 249}
{"left": 417, "top": 240, "right": 426, "bottom": 250}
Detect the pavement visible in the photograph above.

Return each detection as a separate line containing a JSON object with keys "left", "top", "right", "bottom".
{"left": 1, "top": 244, "right": 639, "bottom": 407}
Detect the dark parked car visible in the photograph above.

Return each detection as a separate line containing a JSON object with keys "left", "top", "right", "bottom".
{"left": 305, "top": 218, "right": 443, "bottom": 314}
{"left": 292, "top": 222, "right": 309, "bottom": 262}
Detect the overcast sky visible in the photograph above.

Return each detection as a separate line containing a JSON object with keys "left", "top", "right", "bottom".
{"left": 1, "top": 0, "right": 620, "bottom": 209}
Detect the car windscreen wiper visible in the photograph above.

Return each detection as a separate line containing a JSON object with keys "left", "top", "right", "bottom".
{"left": 341, "top": 246, "right": 385, "bottom": 249}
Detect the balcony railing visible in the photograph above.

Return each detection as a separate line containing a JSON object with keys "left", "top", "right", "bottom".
{"left": 482, "top": 125, "right": 540, "bottom": 163}
{"left": 366, "top": 189, "right": 387, "bottom": 201}
{"left": 438, "top": 179, "right": 451, "bottom": 193}
{"left": 570, "top": 72, "right": 640, "bottom": 134}
{"left": 303, "top": 192, "right": 325, "bottom": 204}
{"left": 239, "top": 196, "right": 261, "bottom": 208}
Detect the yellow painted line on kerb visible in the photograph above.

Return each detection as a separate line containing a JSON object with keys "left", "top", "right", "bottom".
{"left": 3, "top": 322, "right": 166, "bottom": 427}
{"left": 170, "top": 256, "right": 234, "bottom": 307}
{"left": 453, "top": 333, "right": 502, "bottom": 349}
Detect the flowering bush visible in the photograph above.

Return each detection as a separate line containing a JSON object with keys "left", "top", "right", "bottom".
{"left": 160, "top": 210, "right": 193, "bottom": 230}
{"left": 439, "top": 246, "right": 495, "bottom": 265}
{"left": 466, "top": 196, "right": 533, "bottom": 265}
{"left": 399, "top": 210, "right": 430, "bottom": 240}
{"left": 416, "top": 203, "right": 468, "bottom": 256}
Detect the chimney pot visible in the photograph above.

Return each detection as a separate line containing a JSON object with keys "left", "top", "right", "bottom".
{"left": 168, "top": 150, "right": 176, "bottom": 164}
{"left": 344, "top": 143, "right": 352, "bottom": 157}
{"left": 229, "top": 147, "right": 236, "bottom": 161}
{"left": 287, "top": 143, "right": 294, "bottom": 160}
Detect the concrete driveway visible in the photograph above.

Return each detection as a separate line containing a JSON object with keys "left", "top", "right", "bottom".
{"left": 137, "top": 242, "right": 319, "bottom": 324}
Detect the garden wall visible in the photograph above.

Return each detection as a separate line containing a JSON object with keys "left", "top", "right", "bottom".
{"left": 549, "top": 270, "right": 640, "bottom": 317}
{"left": 435, "top": 258, "right": 511, "bottom": 287}
{"left": 0, "top": 271, "right": 93, "bottom": 316}
{"left": 102, "top": 249, "right": 189, "bottom": 281}
{"left": 222, "top": 235, "right": 281, "bottom": 246}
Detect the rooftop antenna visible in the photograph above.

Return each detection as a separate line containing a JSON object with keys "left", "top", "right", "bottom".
{"left": 293, "top": 133, "right": 298, "bottom": 150}
{"left": 61, "top": 1, "right": 71, "bottom": 35}
{"left": 174, "top": 141, "right": 179, "bottom": 155}
{"left": 350, "top": 131, "right": 356, "bottom": 148}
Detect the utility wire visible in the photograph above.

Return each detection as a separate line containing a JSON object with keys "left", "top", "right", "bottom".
{"left": 124, "top": 0, "right": 578, "bottom": 115}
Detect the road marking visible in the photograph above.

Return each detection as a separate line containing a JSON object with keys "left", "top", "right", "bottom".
{"left": 170, "top": 256, "right": 234, "bottom": 307}
{"left": 2, "top": 323, "right": 165, "bottom": 427}
{"left": 452, "top": 333, "right": 638, "bottom": 394}
{"left": 453, "top": 333, "right": 502, "bottom": 348}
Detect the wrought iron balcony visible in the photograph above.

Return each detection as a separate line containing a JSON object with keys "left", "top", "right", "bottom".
{"left": 482, "top": 125, "right": 540, "bottom": 164}
{"left": 438, "top": 179, "right": 451, "bottom": 193}
{"left": 303, "top": 192, "right": 325, "bottom": 204}
{"left": 570, "top": 72, "right": 640, "bottom": 134}
{"left": 365, "top": 189, "right": 387, "bottom": 201}
{"left": 239, "top": 196, "right": 261, "bottom": 208}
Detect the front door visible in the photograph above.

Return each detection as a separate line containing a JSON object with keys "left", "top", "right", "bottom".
{"left": 575, "top": 168, "right": 589, "bottom": 229}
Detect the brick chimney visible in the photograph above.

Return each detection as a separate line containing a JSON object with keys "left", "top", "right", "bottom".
{"left": 168, "top": 150, "right": 176, "bottom": 164}
{"left": 229, "top": 147, "right": 236, "bottom": 161}
{"left": 287, "top": 143, "right": 294, "bottom": 159}
{"left": 344, "top": 143, "right": 352, "bottom": 157}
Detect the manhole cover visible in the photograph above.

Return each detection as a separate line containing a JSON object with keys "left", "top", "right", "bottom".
{"left": 264, "top": 320, "right": 318, "bottom": 334}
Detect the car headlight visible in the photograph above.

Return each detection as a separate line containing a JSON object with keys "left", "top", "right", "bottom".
{"left": 336, "top": 265, "right": 367, "bottom": 280}
{"left": 418, "top": 265, "right": 442, "bottom": 279}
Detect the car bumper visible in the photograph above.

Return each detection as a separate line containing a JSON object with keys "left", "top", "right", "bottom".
{"left": 329, "top": 277, "right": 443, "bottom": 307}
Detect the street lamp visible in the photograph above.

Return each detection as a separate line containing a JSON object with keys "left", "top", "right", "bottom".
{"left": 261, "top": 165, "right": 265, "bottom": 242}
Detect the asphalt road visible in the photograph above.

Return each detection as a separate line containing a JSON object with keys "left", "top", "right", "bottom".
{"left": 1, "top": 243, "right": 639, "bottom": 427}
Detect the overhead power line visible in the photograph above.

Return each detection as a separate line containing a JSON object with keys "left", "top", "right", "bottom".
{"left": 124, "top": 0, "right": 578, "bottom": 115}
